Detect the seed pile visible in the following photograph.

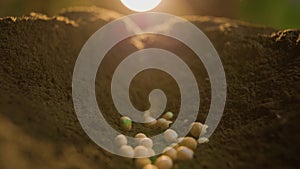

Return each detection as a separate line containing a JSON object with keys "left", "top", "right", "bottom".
{"left": 118, "top": 111, "right": 209, "bottom": 169}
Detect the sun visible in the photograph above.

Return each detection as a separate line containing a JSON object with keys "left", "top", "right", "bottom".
{"left": 120, "top": 0, "right": 162, "bottom": 12}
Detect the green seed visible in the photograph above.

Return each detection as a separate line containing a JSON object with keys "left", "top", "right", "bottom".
{"left": 120, "top": 116, "right": 132, "bottom": 131}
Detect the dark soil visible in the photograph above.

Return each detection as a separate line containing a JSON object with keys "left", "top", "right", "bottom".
{"left": 0, "top": 6, "right": 299, "bottom": 169}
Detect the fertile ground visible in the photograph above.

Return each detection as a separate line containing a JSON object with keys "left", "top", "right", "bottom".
{"left": 0, "top": 7, "right": 299, "bottom": 169}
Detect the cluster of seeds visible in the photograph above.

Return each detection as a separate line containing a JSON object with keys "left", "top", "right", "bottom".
{"left": 116, "top": 133, "right": 155, "bottom": 158}
{"left": 144, "top": 111, "right": 174, "bottom": 129}
{"left": 118, "top": 111, "right": 209, "bottom": 169}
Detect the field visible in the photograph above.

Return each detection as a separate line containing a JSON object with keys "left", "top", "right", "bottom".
{"left": 0, "top": 7, "right": 299, "bottom": 169}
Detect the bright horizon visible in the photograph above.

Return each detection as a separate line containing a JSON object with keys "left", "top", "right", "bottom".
{"left": 120, "top": 0, "right": 162, "bottom": 12}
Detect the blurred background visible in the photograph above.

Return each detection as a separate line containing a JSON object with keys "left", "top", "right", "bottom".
{"left": 0, "top": 0, "right": 299, "bottom": 29}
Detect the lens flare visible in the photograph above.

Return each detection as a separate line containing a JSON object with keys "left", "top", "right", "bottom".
{"left": 120, "top": 0, "right": 162, "bottom": 12}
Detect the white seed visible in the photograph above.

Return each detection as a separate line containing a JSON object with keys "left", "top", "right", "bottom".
{"left": 136, "top": 133, "right": 147, "bottom": 138}
{"left": 198, "top": 137, "right": 209, "bottom": 144}
{"left": 147, "top": 148, "right": 155, "bottom": 157}
{"left": 176, "top": 146, "right": 194, "bottom": 161}
{"left": 119, "top": 145, "right": 134, "bottom": 158}
{"left": 120, "top": 116, "right": 132, "bottom": 131}
{"left": 144, "top": 116, "right": 157, "bottom": 126}
{"left": 163, "top": 147, "right": 177, "bottom": 160}
{"left": 114, "top": 134, "right": 127, "bottom": 147}
{"left": 189, "top": 122, "right": 208, "bottom": 138}
{"left": 179, "top": 137, "right": 198, "bottom": 150}
{"left": 134, "top": 145, "right": 149, "bottom": 158}
{"left": 201, "top": 124, "right": 208, "bottom": 136}
{"left": 164, "top": 129, "right": 178, "bottom": 142}
{"left": 135, "top": 158, "right": 151, "bottom": 169}
{"left": 135, "top": 133, "right": 147, "bottom": 145}
{"left": 140, "top": 138, "right": 153, "bottom": 148}
{"left": 157, "top": 118, "right": 172, "bottom": 129}
{"left": 155, "top": 155, "right": 173, "bottom": 169}
{"left": 143, "top": 164, "right": 158, "bottom": 169}
{"left": 162, "top": 112, "right": 174, "bottom": 120}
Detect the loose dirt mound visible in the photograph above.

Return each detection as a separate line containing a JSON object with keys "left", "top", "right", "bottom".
{"left": 0, "top": 7, "right": 299, "bottom": 169}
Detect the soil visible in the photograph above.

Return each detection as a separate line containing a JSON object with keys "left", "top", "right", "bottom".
{"left": 0, "top": 6, "right": 299, "bottom": 169}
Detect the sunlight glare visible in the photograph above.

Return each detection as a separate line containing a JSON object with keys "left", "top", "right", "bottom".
{"left": 120, "top": 0, "right": 162, "bottom": 12}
